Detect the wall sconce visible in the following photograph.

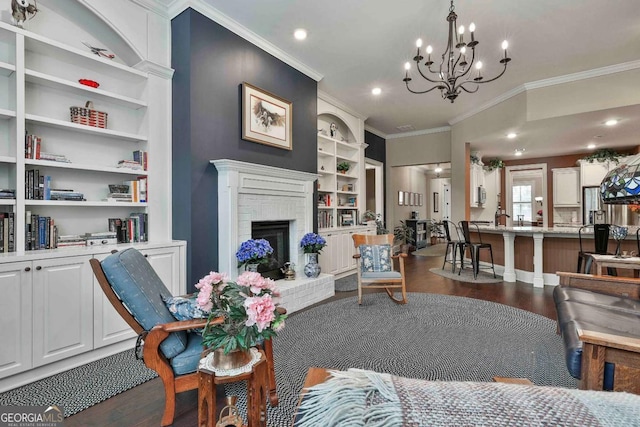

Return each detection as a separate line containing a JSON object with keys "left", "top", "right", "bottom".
{"left": 535, "top": 196, "right": 543, "bottom": 205}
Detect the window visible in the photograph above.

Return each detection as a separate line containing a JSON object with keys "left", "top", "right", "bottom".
{"left": 513, "top": 184, "right": 533, "bottom": 221}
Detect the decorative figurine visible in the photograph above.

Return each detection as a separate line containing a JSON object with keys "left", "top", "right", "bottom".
{"left": 82, "top": 41, "right": 115, "bottom": 60}
{"left": 330, "top": 122, "right": 337, "bottom": 138}
{"left": 11, "top": 0, "right": 38, "bottom": 28}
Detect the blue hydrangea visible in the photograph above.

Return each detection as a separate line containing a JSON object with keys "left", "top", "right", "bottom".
{"left": 236, "top": 239, "right": 274, "bottom": 266}
{"left": 300, "top": 232, "right": 327, "bottom": 254}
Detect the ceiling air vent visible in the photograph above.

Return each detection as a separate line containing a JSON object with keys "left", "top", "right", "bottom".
{"left": 396, "top": 125, "right": 415, "bottom": 132}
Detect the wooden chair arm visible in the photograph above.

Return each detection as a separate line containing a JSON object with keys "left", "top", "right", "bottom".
{"left": 156, "top": 317, "right": 221, "bottom": 333}
{"left": 391, "top": 253, "right": 408, "bottom": 259}
{"left": 353, "top": 253, "right": 361, "bottom": 259}
{"left": 577, "top": 327, "right": 640, "bottom": 354}
{"left": 556, "top": 272, "right": 640, "bottom": 299}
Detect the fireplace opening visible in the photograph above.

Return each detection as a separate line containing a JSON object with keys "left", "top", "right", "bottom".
{"left": 251, "top": 221, "right": 290, "bottom": 280}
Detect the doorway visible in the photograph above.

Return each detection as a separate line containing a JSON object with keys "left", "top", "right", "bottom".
{"left": 505, "top": 164, "right": 548, "bottom": 227}
{"left": 365, "top": 158, "right": 384, "bottom": 222}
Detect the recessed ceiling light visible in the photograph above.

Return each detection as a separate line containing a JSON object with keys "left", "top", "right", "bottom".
{"left": 587, "top": 143, "right": 596, "bottom": 149}
{"left": 605, "top": 119, "right": 618, "bottom": 126}
{"left": 371, "top": 87, "right": 382, "bottom": 95}
{"left": 507, "top": 132, "right": 517, "bottom": 139}
{"left": 434, "top": 167, "right": 443, "bottom": 173}
{"left": 293, "top": 29, "right": 307, "bottom": 40}
{"left": 514, "top": 148, "right": 525, "bottom": 156}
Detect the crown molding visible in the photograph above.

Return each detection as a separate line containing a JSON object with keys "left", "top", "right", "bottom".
{"left": 134, "top": 60, "right": 175, "bottom": 79}
{"left": 364, "top": 125, "right": 387, "bottom": 139}
{"left": 130, "top": 0, "right": 170, "bottom": 17}
{"left": 167, "top": 0, "right": 323, "bottom": 82}
{"left": 523, "top": 59, "right": 640, "bottom": 91}
{"left": 318, "top": 90, "right": 368, "bottom": 121}
{"left": 386, "top": 126, "right": 451, "bottom": 140}
{"left": 449, "top": 60, "right": 640, "bottom": 126}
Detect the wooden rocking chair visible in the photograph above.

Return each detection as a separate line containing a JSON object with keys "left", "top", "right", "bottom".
{"left": 352, "top": 234, "right": 408, "bottom": 305}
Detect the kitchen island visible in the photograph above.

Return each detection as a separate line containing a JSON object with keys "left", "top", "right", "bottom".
{"left": 471, "top": 225, "right": 639, "bottom": 287}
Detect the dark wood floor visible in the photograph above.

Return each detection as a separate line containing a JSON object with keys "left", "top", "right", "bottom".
{"left": 65, "top": 251, "right": 556, "bottom": 427}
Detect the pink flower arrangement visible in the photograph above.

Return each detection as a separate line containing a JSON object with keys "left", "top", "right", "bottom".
{"left": 194, "top": 271, "right": 286, "bottom": 354}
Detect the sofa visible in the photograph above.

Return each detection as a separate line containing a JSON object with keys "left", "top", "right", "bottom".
{"left": 554, "top": 272, "right": 640, "bottom": 394}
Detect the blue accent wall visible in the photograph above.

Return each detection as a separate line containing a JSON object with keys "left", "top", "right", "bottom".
{"left": 171, "top": 9, "right": 317, "bottom": 290}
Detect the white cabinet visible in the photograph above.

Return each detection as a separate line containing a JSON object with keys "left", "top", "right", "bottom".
{"left": 32, "top": 255, "right": 93, "bottom": 367}
{"left": 319, "top": 226, "right": 375, "bottom": 278}
{"left": 0, "top": 262, "right": 32, "bottom": 378}
{"left": 579, "top": 158, "right": 627, "bottom": 188}
{"left": 553, "top": 167, "right": 580, "bottom": 207}
{"left": 470, "top": 164, "right": 486, "bottom": 207}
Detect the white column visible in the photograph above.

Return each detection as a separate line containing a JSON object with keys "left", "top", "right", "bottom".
{"left": 532, "top": 233, "right": 545, "bottom": 288}
{"left": 502, "top": 231, "right": 516, "bottom": 282}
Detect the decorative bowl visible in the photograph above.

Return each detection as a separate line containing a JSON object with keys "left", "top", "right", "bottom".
{"left": 108, "top": 184, "right": 129, "bottom": 194}
{"left": 79, "top": 79, "right": 100, "bottom": 88}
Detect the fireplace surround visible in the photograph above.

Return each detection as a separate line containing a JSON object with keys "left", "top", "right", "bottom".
{"left": 211, "top": 159, "right": 335, "bottom": 313}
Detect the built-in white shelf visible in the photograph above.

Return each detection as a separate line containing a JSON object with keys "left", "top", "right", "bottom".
{"left": 0, "top": 199, "right": 16, "bottom": 206}
{"left": 25, "top": 200, "right": 148, "bottom": 207}
{"left": 25, "top": 159, "right": 148, "bottom": 175}
{"left": 0, "top": 108, "right": 16, "bottom": 120}
{"left": 0, "top": 156, "right": 17, "bottom": 164}
{"left": 317, "top": 169, "right": 334, "bottom": 175}
{"left": 25, "top": 114, "right": 147, "bottom": 142}
{"left": 317, "top": 206, "right": 333, "bottom": 209}
{"left": 318, "top": 150, "right": 333, "bottom": 157}
{"left": 25, "top": 70, "right": 147, "bottom": 110}
{"left": 0, "top": 61, "right": 15, "bottom": 76}
{"left": 337, "top": 191, "right": 358, "bottom": 196}
{"left": 336, "top": 154, "right": 358, "bottom": 162}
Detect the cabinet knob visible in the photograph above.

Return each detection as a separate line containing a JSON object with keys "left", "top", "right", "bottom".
{"left": 24, "top": 267, "right": 31, "bottom": 272}
{"left": 36, "top": 266, "right": 42, "bottom": 271}
{"left": 144, "top": 254, "right": 148, "bottom": 258}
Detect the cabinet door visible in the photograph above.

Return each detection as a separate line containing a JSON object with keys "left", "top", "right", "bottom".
{"left": 553, "top": 168, "right": 580, "bottom": 207}
{"left": 92, "top": 253, "right": 136, "bottom": 349}
{"left": 141, "top": 246, "right": 182, "bottom": 295}
{"left": 319, "top": 233, "right": 340, "bottom": 275}
{"left": 32, "top": 256, "right": 93, "bottom": 367}
{"left": 470, "top": 165, "right": 485, "bottom": 207}
{"left": 580, "top": 161, "right": 609, "bottom": 187}
{"left": 340, "top": 231, "right": 356, "bottom": 271}
{"left": 0, "top": 262, "right": 32, "bottom": 378}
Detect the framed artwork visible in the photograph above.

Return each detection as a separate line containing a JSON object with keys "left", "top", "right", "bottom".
{"left": 404, "top": 192, "right": 410, "bottom": 206}
{"left": 433, "top": 192, "right": 439, "bottom": 212}
{"left": 242, "top": 82, "right": 292, "bottom": 150}
{"left": 398, "top": 191, "right": 404, "bottom": 205}
{"left": 410, "top": 193, "right": 415, "bottom": 206}
{"left": 418, "top": 194, "right": 423, "bottom": 206}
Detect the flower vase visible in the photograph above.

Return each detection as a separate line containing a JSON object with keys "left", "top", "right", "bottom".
{"left": 246, "top": 263, "right": 259, "bottom": 272}
{"left": 304, "top": 253, "right": 321, "bottom": 278}
{"left": 211, "top": 348, "right": 253, "bottom": 370}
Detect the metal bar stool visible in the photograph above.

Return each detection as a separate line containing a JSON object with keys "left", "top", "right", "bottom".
{"left": 458, "top": 221, "right": 496, "bottom": 279}
{"left": 441, "top": 220, "right": 464, "bottom": 273}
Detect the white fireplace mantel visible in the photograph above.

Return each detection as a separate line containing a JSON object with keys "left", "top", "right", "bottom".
{"left": 211, "top": 159, "right": 319, "bottom": 279}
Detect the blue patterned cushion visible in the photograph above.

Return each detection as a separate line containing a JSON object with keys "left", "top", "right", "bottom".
{"left": 359, "top": 244, "right": 392, "bottom": 272}
{"left": 100, "top": 248, "right": 187, "bottom": 360}
{"left": 163, "top": 295, "right": 208, "bottom": 321}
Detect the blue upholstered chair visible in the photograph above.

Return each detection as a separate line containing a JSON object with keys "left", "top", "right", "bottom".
{"left": 352, "top": 233, "right": 407, "bottom": 305}
{"left": 91, "top": 248, "right": 280, "bottom": 426}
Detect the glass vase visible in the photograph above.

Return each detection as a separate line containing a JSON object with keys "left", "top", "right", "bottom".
{"left": 304, "top": 253, "right": 321, "bottom": 278}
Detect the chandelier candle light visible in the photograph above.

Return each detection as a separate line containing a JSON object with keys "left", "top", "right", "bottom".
{"left": 403, "top": 0, "right": 511, "bottom": 102}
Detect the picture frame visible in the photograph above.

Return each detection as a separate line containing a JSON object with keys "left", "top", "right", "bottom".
{"left": 242, "top": 82, "right": 292, "bottom": 150}
{"left": 410, "top": 192, "right": 415, "bottom": 206}
{"left": 398, "top": 191, "right": 404, "bottom": 206}
{"left": 404, "top": 191, "right": 410, "bottom": 206}
{"left": 433, "top": 192, "right": 439, "bottom": 212}
{"left": 418, "top": 194, "right": 423, "bottom": 206}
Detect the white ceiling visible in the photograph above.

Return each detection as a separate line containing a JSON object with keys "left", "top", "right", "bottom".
{"left": 188, "top": 0, "right": 640, "bottom": 161}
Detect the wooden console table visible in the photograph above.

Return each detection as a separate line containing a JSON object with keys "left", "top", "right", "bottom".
{"left": 198, "top": 350, "right": 268, "bottom": 427}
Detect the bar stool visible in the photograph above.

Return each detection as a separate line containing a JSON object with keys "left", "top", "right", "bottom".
{"left": 578, "top": 224, "right": 614, "bottom": 274}
{"left": 458, "top": 221, "right": 496, "bottom": 279}
{"left": 441, "top": 220, "right": 464, "bottom": 273}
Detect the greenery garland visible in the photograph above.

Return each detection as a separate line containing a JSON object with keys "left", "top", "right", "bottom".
{"left": 581, "top": 149, "right": 622, "bottom": 164}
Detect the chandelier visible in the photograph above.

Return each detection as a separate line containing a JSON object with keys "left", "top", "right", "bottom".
{"left": 403, "top": 0, "right": 511, "bottom": 103}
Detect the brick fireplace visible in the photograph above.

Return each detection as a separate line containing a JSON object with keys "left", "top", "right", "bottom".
{"left": 211, "top": 159, "right": 334, "bottom": 313}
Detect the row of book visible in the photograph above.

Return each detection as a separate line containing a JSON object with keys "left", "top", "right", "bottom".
{"left": 25, "top": 133, "right": 71, "bottom": 163}
{"left": 318, "top": 211, "right": 334, "bottom": 229}
{"left": 25, "top": 213, "right": 58, "bottom": 251}
{"left": 105, "top": 178, "right": 147, "bottom": 203}
{"left": 0, "top": 212, "right": 15, "bottom": 252}
{"left": 318, "top": 193, "right": 331, "bottom": 206}
{"left": 109, "top": 214, "right": 148, "bottom": 243}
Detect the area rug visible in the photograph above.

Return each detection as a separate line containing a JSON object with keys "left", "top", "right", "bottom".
{"left": 429, "top": 266, "right": 503, "bottom": 284}
{"left": 226, "top": 292, "right": 577, "bottom": 426}
{"left": 334, "top": 273, "right": 357, "bottom": 292}
{"left": 412, "top": 243, "right": 447, "bottom": 257}
{"left": 0, "top": 349, "right": 157, "bottom": 417}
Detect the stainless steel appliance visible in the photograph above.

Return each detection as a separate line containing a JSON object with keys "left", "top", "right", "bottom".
{"left": 477, "top": 186, "right": 487, "bottom": 205}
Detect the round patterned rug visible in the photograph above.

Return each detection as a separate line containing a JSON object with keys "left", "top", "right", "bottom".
{"left": 226, "top": 292, "right": 577, "bottom": 426}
